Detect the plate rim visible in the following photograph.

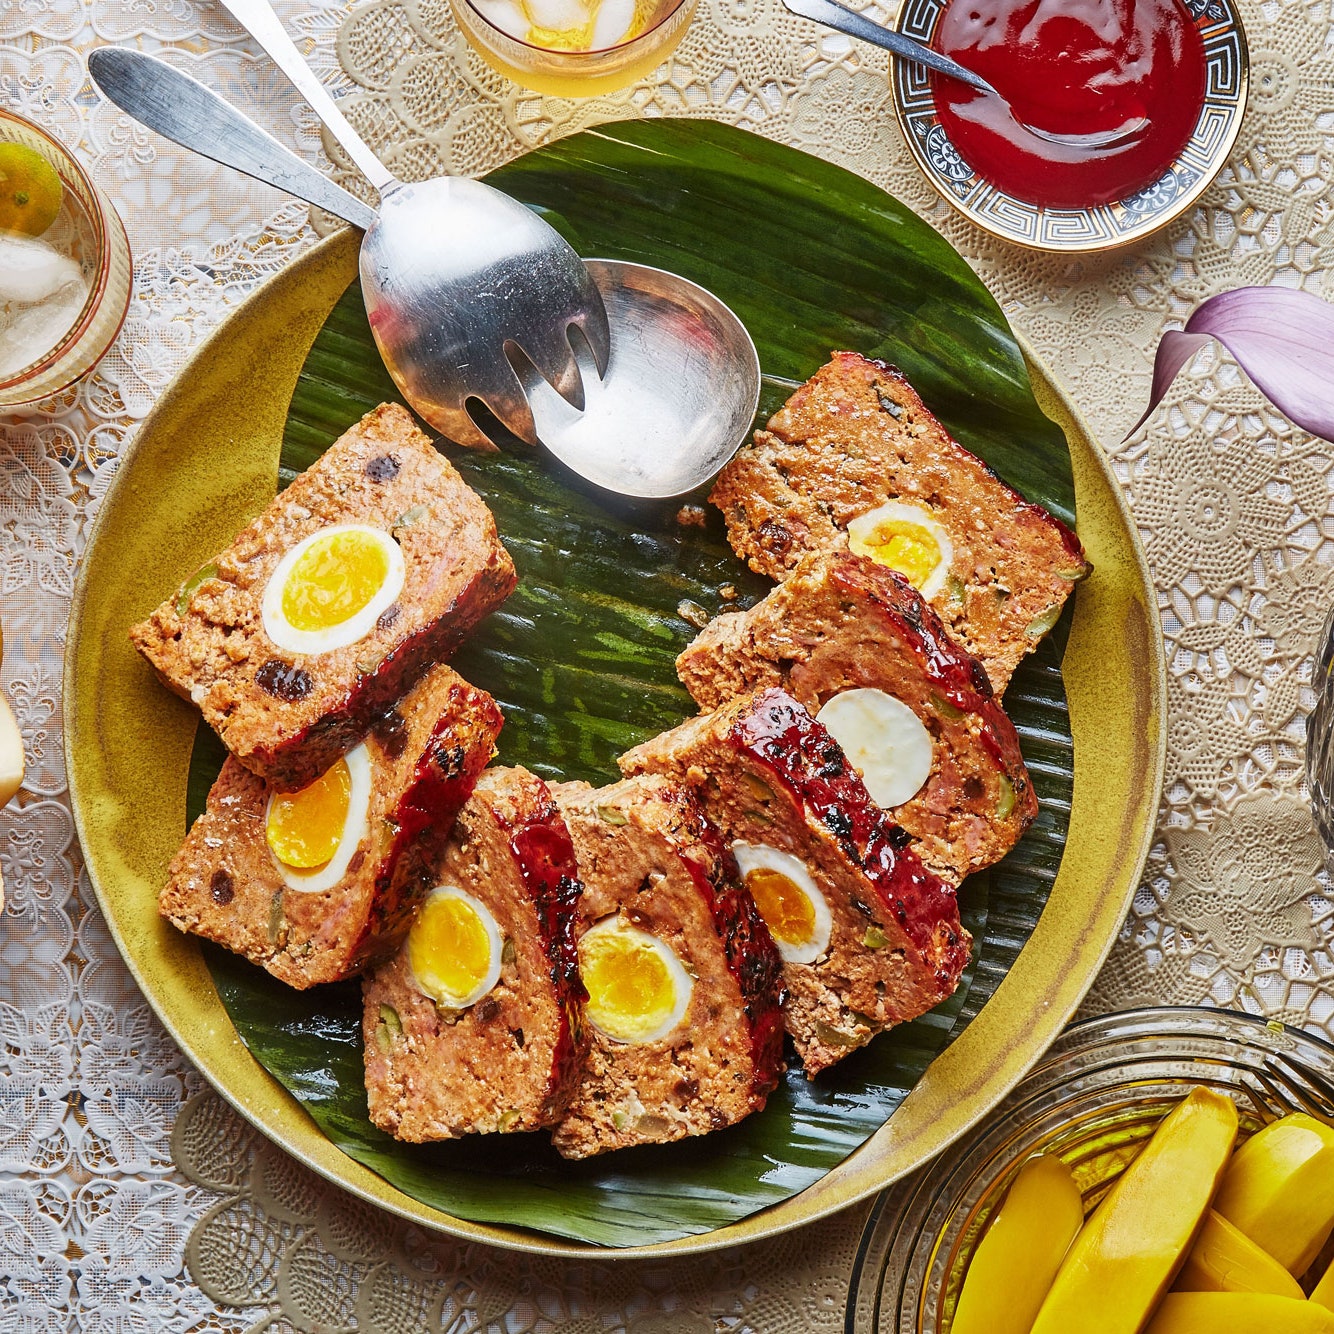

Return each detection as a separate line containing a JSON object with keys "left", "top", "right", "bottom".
{"left": 66, "top": 217, "right": 1166, "bottom": 1259}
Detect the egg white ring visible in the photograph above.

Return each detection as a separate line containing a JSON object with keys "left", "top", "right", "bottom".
{"left": 266, "top": 743, "right": 373, "bottom": 893}
{"left": 846, "top": 500, "right": 954, "bottom": 600}
{"left": 579, "top": 916, "right": 695, "bottom": 1045}
{"left": 732, "top": 842, "right": 833, "bottom": 965}
{"left": 261, "top": 524, "right": 406, "bottom": 657}
{"left": 817, "top": 688, "right": 934, "bottom": 810}
{"left": 408, "top": 885, "right": 505, "bottom": 1010}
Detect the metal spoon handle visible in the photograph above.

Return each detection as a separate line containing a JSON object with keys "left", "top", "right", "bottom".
{"left": 780, "top": 0, "right": 998, "bottom": 95}
{"left": 214, "top": 0, "right": 397, "bottom": 195}
{"left": 88, "top": 48, "right": 378, "bottom": 231}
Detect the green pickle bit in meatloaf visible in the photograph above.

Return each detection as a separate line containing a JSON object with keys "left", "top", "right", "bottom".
{"left": 159, "top": 664, "right": 502, "bottom": 989}
{"left": 362, "top": 766, "right": 588, "bottom": 1141}
{"left": 550, "top": 775, "right": 785, "bottom": 1160}
{"left": 676, "top": 550, "right": 1037, "bottom": 884}
{"left": 709, "top": 352, "right": 1090, "bottom": 694}
{"left": 621, "top": 687, "right": 971, "bottom": 1077}
{"left": 129, "top": 402, "right": 516, "bottom": 793}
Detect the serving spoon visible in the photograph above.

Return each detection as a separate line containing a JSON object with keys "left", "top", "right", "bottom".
{"left": 88, "top": 48, "right": 761, "bottom": 498}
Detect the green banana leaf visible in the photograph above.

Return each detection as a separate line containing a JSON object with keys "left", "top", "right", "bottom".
{"left": 189, "top": 119, "right": 1076, "bottom": 1248}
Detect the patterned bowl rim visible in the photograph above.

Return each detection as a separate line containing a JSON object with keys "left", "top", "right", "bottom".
{"left": 889, "top": 0, "right": 1251, "bottom": 252}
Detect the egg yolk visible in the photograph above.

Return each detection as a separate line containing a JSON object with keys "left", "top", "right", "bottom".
{"left": 265, "top": 758, "right": 351, "bottom": 869}
{"left": 849, "top": 519, "right": 942, "bottom": 591}
{"left": 409, "top": 894, "right": 494, "bottom": 1005}
{"left": 744, "top": 867, "right": 818, "bottom": 948}
{"left": 280, "top": 529, "right": 392, "bottom": 633}
{"left": 581, "top": 931, "right": 679, "bottom": 1044}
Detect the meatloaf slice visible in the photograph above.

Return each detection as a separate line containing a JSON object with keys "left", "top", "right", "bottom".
{"left": 621, "top": 687, "right": 971, "bottom": 1076}
{"left": 160, "top": 664, "right": 501, "bottom": 988}
{"left": 130, "top": 402, "right": 516, "bottom": 792}
{"left": 709, "top": 352, "right": 1090, "bottom": 692}
{"left": 549, "top": 775, "right": 784, "bottom": 1159}
{"left": 676, "top": 551, "right": 1036, "bottom": 883}
{"left": 361, "top": 766, "right": 587, "bottom": 1141}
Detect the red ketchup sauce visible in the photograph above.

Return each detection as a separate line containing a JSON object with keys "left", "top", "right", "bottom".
{"left": 932, "top": 0, "right": 1207, "bottom": 208}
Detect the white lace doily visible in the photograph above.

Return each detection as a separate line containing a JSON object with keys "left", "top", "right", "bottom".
{"left": 4, "top": 0, "right": 1334, "bottom": 1324}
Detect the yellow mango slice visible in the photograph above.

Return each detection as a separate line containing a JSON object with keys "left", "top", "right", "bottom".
{"left": 951, "top": 1154, "right": 1084, "bottom": 1334}
{"left": 1144, "top": 1292, "right": 1334, "bottom": 1333}
{"left": 1214, "top": 1113, "right": 1334, "bottom": 1275}
{"left": 0, "top": 690, "right": 23, "bottom": 807}
{"left": 1173, "top": 1209, "right": 1303, "bottom": 1298}
{"left": 1029, "top": 1087, "right": 1238, "bottom": 1334}
{"left": 1312, "top": 1253, "right": 1334, "bottom": 1311}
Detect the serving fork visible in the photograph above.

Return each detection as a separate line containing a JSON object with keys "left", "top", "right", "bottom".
{"left": 209, "top": 0, "right": 611, "bottom": 451}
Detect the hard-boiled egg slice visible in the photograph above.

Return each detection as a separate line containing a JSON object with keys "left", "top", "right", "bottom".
{"left": 408, "top": 886, "right": 505, "bottom": 1010}
{"left": 732, "top": 843, "right": 832, "bottom": 965}
{"left": 817, "top": 688, "right": 934, "bottom": 809}
{"left": 579, "top": 916, "right": 694, "bottom": 1044}
{"left": 847, "top": 500, "right": 953, "bottom": 599}
{"left": 261, "top": 524, "right": 405, "bottom": 657}
{"left": 265, "top": 743, "right": 372, "bottom": 893}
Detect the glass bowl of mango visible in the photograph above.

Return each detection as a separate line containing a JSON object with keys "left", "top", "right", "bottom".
{"left": 0, "top": 107, "right": 132, "bottom": 408}
{"left": 848, "top": 1007, "right": 1334, "bottom": 1334}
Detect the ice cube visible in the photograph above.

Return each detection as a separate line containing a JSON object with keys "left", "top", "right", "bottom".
{"left": 526, "top": 0, "right": 590, "bottom": 33}
{"left": 0, "top": 233, "right": 83, "bottom": 305}
{"left": 473, "top": 0, "right": 529, "bottom": 37}
{"left": 0, "top": 276, "right": 89, "bottom": 379}
{"left": 591, "top": 0, "right": 637, "bottom": 45}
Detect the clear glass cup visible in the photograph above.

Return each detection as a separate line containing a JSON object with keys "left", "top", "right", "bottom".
{"left": 0, "top": 108, "right": 133, "bottom": 409}
{"left": 846, "top": 1006, "right": 1334, "bottom": 1334}
{"left": 449, "top": 0, "right": 697, "bottom": 97}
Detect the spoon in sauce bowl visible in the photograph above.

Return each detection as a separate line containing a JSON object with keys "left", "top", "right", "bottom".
{"left": 781, "top": 0, "right": 1159, "bottom": 162}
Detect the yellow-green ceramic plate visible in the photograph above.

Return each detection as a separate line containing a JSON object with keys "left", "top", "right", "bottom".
{"left": 67, "top": 124, "right": 1164, "bottom": 1258}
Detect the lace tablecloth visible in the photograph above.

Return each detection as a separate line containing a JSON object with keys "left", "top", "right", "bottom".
{"left": 5, "top": 0, "right": 1333, "bottom": 1324}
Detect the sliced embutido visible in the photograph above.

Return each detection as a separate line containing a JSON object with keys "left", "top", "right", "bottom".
{"left": 550, "top": 775, "right": 785, "bottom": 1159}
{"left": 677, "top": 550, "right": 1036, "bottom": 883}
{"left": 362, "top": 766, "right": 587, "bottom": 1141}
{"left": 130, "top": 402, "right": 517, "bottom": 792}
{"left": 709, "top": 352, "right": 1090, "bottom": 693}
{"left": 621, "top": 687, "right": 971, "bottom": 1076}
{"left": 160, "top": 663, "right": 502, "bottom": 988}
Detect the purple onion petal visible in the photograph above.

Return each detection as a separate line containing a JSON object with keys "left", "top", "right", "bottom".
{"left": 1128, "top": 286, "right": 1334, "bottom": 443}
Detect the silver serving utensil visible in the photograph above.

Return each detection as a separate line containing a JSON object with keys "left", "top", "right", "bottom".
{"left": 516, "top": 261, "right": 760, "bottom": 498}
{"left": 89, "top": 49, "right": 761, "bottom": 498}
{"left": 781, "top": 0, "right": 999, "bottom": 94}
{"left": 208, "top": 0, "right": 611, "bottom": 450}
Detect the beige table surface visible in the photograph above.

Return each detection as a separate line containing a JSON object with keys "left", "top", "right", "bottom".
{"left": 3, "top": 0, "right": 1333, "bottom": 1325}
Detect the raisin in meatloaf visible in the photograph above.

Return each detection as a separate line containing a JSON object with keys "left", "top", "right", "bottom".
{"left": 622, "top": 687, "right": 970, "bottom": 1076}
{"left": 363, "top": 767, "right": 587, "bottom": 1141}
{"left": 677, "top": 551, "right": 1036, "bottom": 883}
{"left": 710, "top": 352, "right": 1091, "bottom": 692}
{"left": 549, "top": 775, "right": 785, "bottom": 1159}
{"left": 161, "top": 664, "right": 502, "bottom": 988}
{"left": 131, "top": 403, "right": 516, "bottom": 792}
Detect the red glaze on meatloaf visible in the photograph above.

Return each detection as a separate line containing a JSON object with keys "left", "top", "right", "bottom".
{"left": 362, "top": 767, "right": 587, "bottom": 1140}
{"left": 550, "top": 775, "right": 785, "bottom": 1159}
{"left": 130, "top": 403, "right": 516, "bottom": 791}
{"left": 709, "top": 353, "right": 1090, "bottom": 693}
{"left": 677, "top": 551, "right": 1037, "bottom": 883}
{"left": 160, "top": 664, "right": 501, "bottom": 988}
{"left": 621, "top": 688, "right": 970, "bottom": 1076}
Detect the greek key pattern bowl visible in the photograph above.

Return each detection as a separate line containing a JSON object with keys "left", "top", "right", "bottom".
{"left": 891, "top": 0, "right": 1249, "bottom": 251}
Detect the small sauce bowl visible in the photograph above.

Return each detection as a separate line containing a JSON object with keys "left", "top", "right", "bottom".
{"left": 889, "top": 0, "right": 1249, "bottom": 251}
{"left": 0, "top": 108, "right": 132, "bottom": 408}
